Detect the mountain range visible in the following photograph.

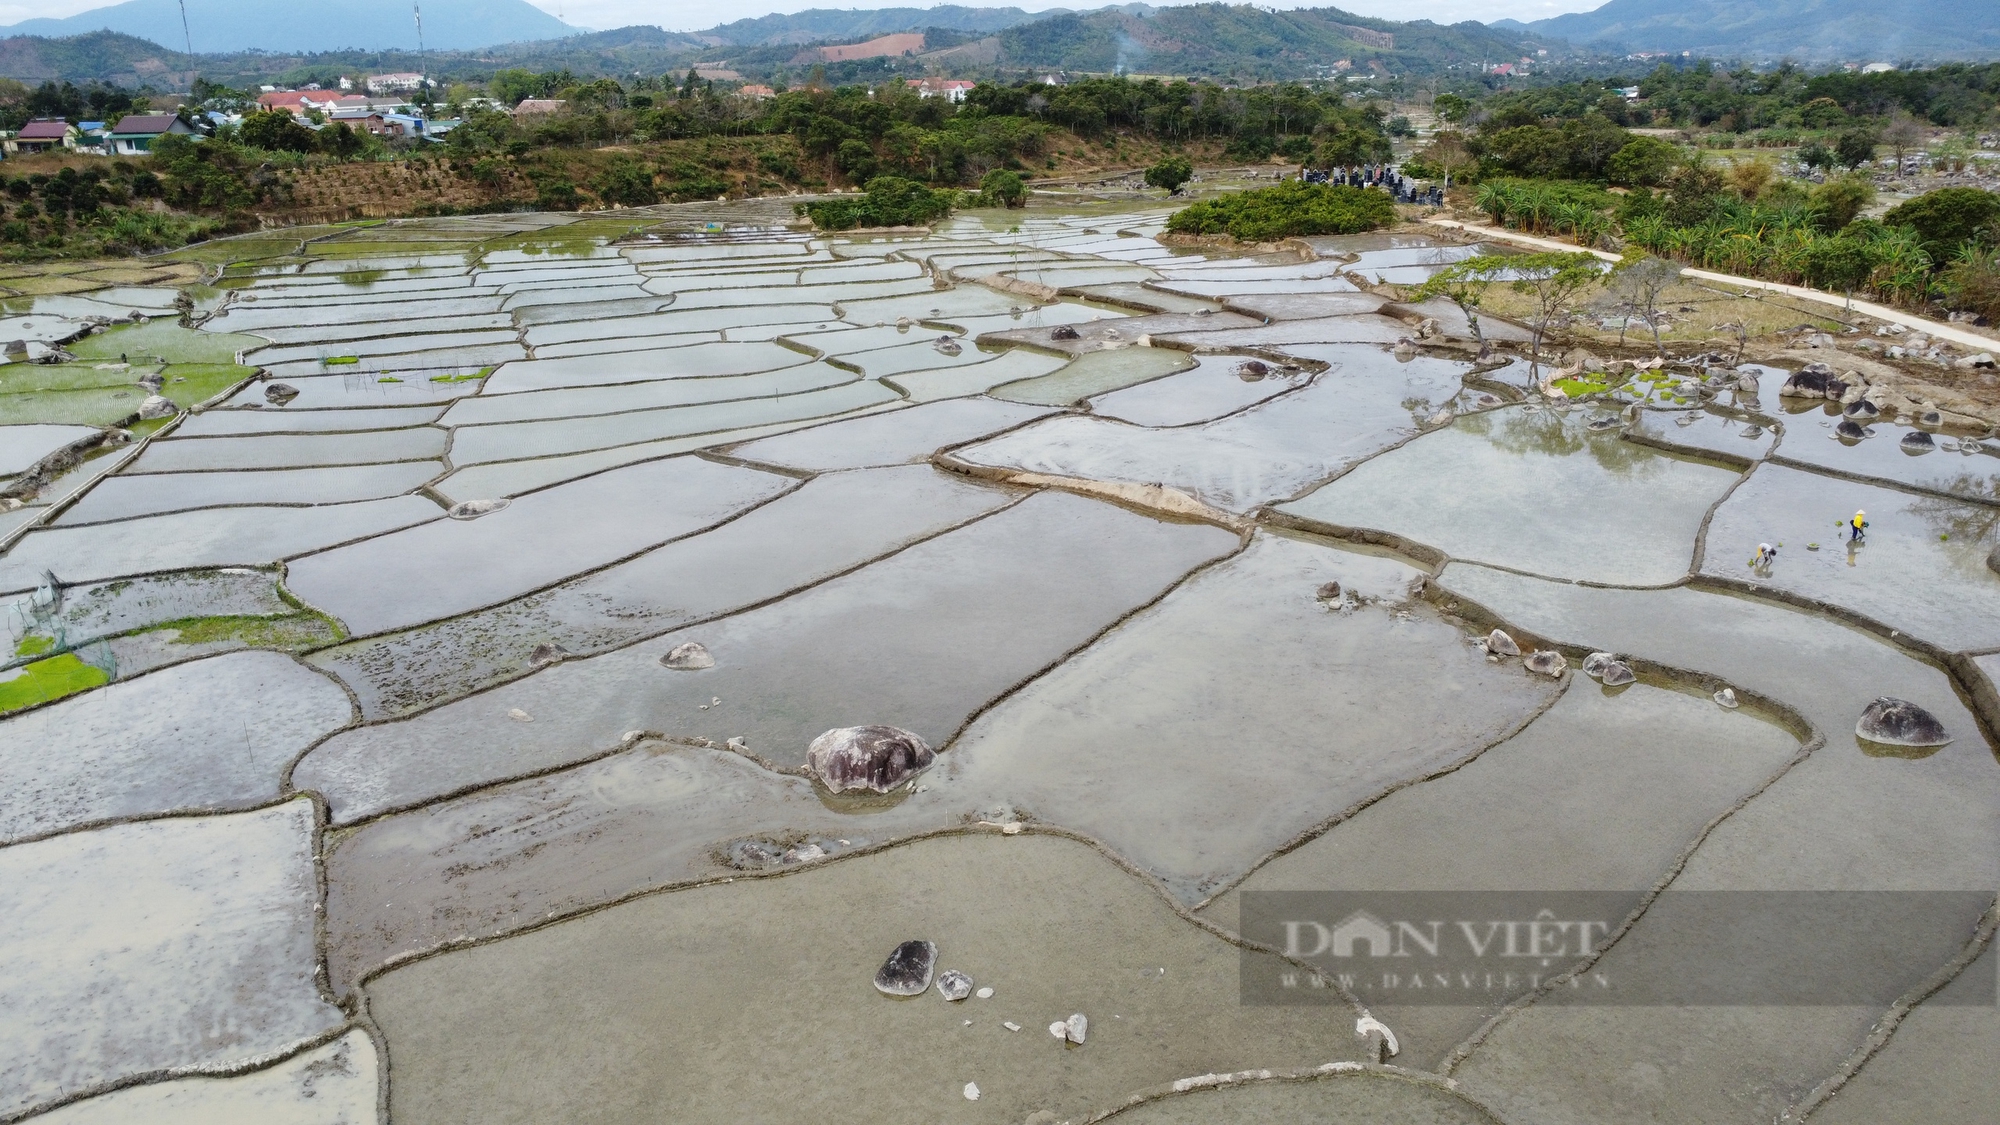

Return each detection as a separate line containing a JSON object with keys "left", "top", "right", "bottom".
{"left": 0, "top": 0, "right": 582, "bottom": 54}
{"left": 1497, "top": 0, "right": 2000, "bottom": 61}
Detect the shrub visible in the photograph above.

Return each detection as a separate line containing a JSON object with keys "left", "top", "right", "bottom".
{"left": 1164, "top": 180, "right": 1397, "bottom": 241}
{"left": 800, "top": 176, "right": 957, "bottom": 230}
{"left": 975, "top": 169, "right": 1027, "bottom": 209}
{"left": 1883, "top": 187, "right": 2000, "bottom": 259}
{"left": 591, "top": 158, "right": 660, "bottom": 207}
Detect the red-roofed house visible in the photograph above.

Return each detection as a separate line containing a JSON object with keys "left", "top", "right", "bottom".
{"left": 257, "top": 91, "right": 319, "bottom": 116}
{"left": 12, "top": 118, "right": 78, "bottom": 153}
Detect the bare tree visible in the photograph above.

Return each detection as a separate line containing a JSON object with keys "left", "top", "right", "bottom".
{"left": 1608, "top": 251, "right": 1682, "bottom": 350}
{"left": 1882, "top": 111, "right": 1927, "bottom": 178}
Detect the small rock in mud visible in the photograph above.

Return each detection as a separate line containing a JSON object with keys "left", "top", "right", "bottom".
{"left": 447, "top": 498, "right": 511, "bottom": 520}
{"left": 1485, "top": 629, "right": 1521, "bottom": 657}
{"left": 1316, "top": 580, "right": 1342, "bottom": 602}
{"left": 506, "top": 708, "right": 534, "bottom": 722}
{"left": 1051, "top": 1013, "right": 1087, "bottom": 1044}
{"left": 807, "top": 725, "right": 936, "bottom": 793}
{"left": 725, "top": 736, "right": 749, "bottom": 753}
{"left": 1714, "top": 687, "right": 1739, "bottom": 709}
{"left": 1235, "top": 359, "right": 1270, "bottom": 379}
{"left": 1781, "top": 365, "right": 1844, "bottom": 400}
{"left": 1901, "top": 430, "right": 1935, "bottom": 451}
{"left": 137, "top": 394, "right": 177, "bottom": 420}
{"left": 1736, "top": 372, "right": 1760, "bottom": 395}
{"left": 1425, "top": 407, "right": 1455, "bottom": 428}
{"left": 936, "top": 969, "right": 974, "bottom": 1001}
{"left": 1050, "top": 325, "right": 1080, "bottom": 341}
{"left": 1918, "top": 410, "right": 1944, "bottom": 428}
{"left": 1526, "top": 650, "right": 1567, "bottom": 677}
{"left": 1844, "top": 400, "right": 1880, "bottom": 420}
{"left": 660, "top": 641, "right": 716, "bottom": 670}
{"left": 263, "top": 382, "right": 300, "bottom": 405}
{"left": 1587, "top": 415, "right": 1621, "bottom": 432}
{"left": 1835, "top": 419, "right": 1868, "bottom": 441}
{"left": 1598, "top": 660, "right": 1637, "bottom": 687}
{"left": 1855, "top": 698, "right": 1952, "bottom": 748}
{"left": 1582, "top": 652, "right": 1617, "bottom": 678}
{"left": 874, "top": 940, "right": 938, "bottom": 996}
{"left": 529, "top": 641, "right": 569, "bottom": 666}
{"left": 782, "top": 842, "right": 826, "bottom": 864}
{"left": 962, "top": 1083, "right": 980, "bottom": 1102}
{"left": 976, "top": 987, "right": 995, "bottom": 999}
{"left": 1741, "top": 425, "right": 1765, "bottom": 439}
{"left": 934, "top": 335, "right": 961, "bottom": 355}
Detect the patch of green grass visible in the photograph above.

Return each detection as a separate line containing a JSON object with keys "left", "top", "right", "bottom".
{"left": 429, "top": 367, "right": 492, "bottom": 383}
{"left": 150, "top": 612, "right": 342, "bottom": 650}
{"left": 377, "top": 376, "right": 402, "bottom": 383}
{"left": 323, "top": 356, "right": 360, "bottom": 366}
{"left": 160, "top": 363, "right": 258, "bottom": 408}
{"left": 0, "top": 637, "right": 110, "bottom": 714}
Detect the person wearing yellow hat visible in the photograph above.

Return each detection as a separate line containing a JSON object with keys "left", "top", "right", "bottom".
{"left": 1848, "top": 510, "right": 1868, "bottom": 542}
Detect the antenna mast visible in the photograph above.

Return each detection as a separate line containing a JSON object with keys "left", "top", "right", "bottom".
{"left": 177, "top": 0, "right": 193, "bottom": 87}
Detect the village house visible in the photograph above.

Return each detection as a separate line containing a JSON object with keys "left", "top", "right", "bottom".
{"left": 11, "top": 119, "right": 80, "bottom": 154}
{"left": 107, "top": 113, "right": 197, "bottom": 156}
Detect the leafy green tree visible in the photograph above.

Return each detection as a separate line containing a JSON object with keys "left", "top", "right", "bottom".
{"left": 1834, "top": 126, "right": 1879, "bottom": 169}
{"left": 1144, "top": 155, "right": 1193, "bottom": 193}
{"left": 1606, "top": 136, "right": 1681, "bottom": 187}
{"left": 237, "top": 110, "right": 318, "bottom": 154}
{"left": 1796, "top": 140, "right": 1835, "bottom": 172}
{"left": 978, "top": 168, "right": 1027, "bottom": 208}
{"left": 1433, "top": 93, "right": 1471, "bottom": 124}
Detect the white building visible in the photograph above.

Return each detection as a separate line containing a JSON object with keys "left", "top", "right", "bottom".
{"left": 367, "top": 73, "right": 427, "bottom": 94}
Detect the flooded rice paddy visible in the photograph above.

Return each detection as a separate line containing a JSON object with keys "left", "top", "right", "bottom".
{"left": 1, "top": 201, "right": 1997, "bottom": 1124}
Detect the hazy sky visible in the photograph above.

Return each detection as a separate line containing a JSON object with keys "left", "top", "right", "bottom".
{"left": 0, "top": 0, "right": 1608, "bottom": 36}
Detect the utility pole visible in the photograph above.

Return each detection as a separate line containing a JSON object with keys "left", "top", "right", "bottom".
{"left": 177, "top": 0, "right": 193, "bottom": 91}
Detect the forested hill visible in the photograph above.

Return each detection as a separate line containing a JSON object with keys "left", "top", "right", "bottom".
{"left": 994, "top": 4, "right": 1559, "bottom": 78}
{"left": 1503, "top": 0, "right": 2000, "bottom": 61}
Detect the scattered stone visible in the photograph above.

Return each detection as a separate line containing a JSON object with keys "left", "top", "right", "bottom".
{"left": 1835, "top": 419, "right": 1868, "bottom": 440}
{"left": 873, "top": 940, "right": 938, "bottom": 996}
{"left": 725, "top": 736, "right": 749, "bottom": 754}
{"left": 1855, "top": 698, "right": 1952, "bottom": 748}
{"left": 1485, "top": 629, "right": 1521, "bottom": 657}
{"left": 976, "top": 987, "right": 994, "bottom": 999}
{"left": 506, "top": 708, "right": 533, "bottom": 722}
{"left": 1844, "top": 399, "right": 1879, "bottom": 420}
{"left": 1736, "top": 371, "right": 1760, "bottom": 395}
{"left": 934, "top": 335, "right": 961, "bottom": 356}
{"left": 1425, "top": 407, "right": 1455, "bottom": 428}
{"left": 1901, "top": 430, "right": 1935, "bottom": 451}
{"left": 782, "top": 841, "right": 825, "bottom": 864}
{"left": 1050, "top": 325, "right": 1079, "bottom": 341}
{"left": 1598, "top": 660, "right": 1637, "bottom": 687}
{"left": 136, "top": 395, "right": 176, "bottom": 420}
{"left": 895, "top": 316, "right": 913, "bottom": 330}
{"left": 1955, "top": 352, "right": 1995, "bottom": 369}
{"left": 806, "top": 725, "right": 936, "bottom": 794}
{"left": 1316, "top": 580, "right": 1342, "bottom": 602}
{"left": 660, "top": 641, "right": 716, "bottom": 670}
{"left": 263, "top": 382, "right": 299, "bottom": 405}
{"left": 1525, "top": 650, "right": 1567, "bottom": 677}
{"left": 1919, "top": 409, "right": 1944, "bottom": 428}
{"left": 936, "top": 969, "right": 974, "bottom": 1001}
{"left": 1393, "top": 340, "right": 1417, "bottom": 360}
{"left": 528, "top": 642, "right": 569, "bottom": 666}
{"left": 963, "top": 1082, "right": 980, "bottom": 1101}
{"left": 1582, "top": 652, "right": 1616, "bottom": 678}
{"left": 447, "top": 498, "right": 510, "bottom": 520}
{"left": 1235, "top": 360, "right": 1269, "bottom": 378}
{"left": 1587, "top": 415, "right": 1621, "bottom": 431}
{"left": 1780, "top": 365, "right": 1845, "bottom": 400}
{"left": 1054, "top": 1013, "right": 1088, "bottom": 1044}
{"left": 1714, "top": 687, "right": 1739, "bottom": 709}
{"left": 1003, "top": 1021, "right": 1022, "bottom": 1032}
